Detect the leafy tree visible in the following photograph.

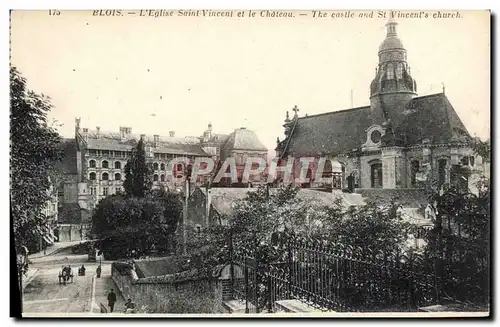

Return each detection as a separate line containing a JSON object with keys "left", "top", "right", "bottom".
{"left": 90, "top": 189, "right": 183, "bottom": 258}
{"left": 124, "top": 137, "right": 151, "bottom": 198}
{"left": 10, "top": 67, "right": 62, "bottom": 264}
{"left": 421, "top": 139, "right": 491, "bottom": 305}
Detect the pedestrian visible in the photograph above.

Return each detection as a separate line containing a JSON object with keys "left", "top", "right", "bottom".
{"left": 96, "top": 265, "right": 102, "bottom": 278}
{"left": 347, "top": 173, "right": 355, "bottom": 193}
{"left": 107, "top": 289, "right": 117, "bottom": 313}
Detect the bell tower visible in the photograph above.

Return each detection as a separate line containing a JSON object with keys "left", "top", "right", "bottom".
{"left": 370, "top": 18, "right": 417, "bottom": 125}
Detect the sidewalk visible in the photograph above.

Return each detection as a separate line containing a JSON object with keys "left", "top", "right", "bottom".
{"left": 28, "top": 241, "right": 83, "bottom": 259}
{"left": 91, "top": 267, "right": 126, "bottom": 314}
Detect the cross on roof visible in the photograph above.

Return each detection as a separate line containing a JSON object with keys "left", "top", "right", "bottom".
{"left": 292, "top": 105, "right": 299, "bottom": 116}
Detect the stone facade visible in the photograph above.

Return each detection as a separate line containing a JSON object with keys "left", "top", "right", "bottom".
{"left": 58, "top": 120, "right": 267, "bottom": 227}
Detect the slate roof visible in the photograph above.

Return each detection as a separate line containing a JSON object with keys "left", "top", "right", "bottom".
{"left": 82, "top": 130, "right": 208, "bottom": 156}
{"left": 56, "top": 138, "right": 78, "bottom": 175}
{"left": 222, "top": 128, "right": 268, "bottom": 152}
{"left": 397, "top": 93, "right": 471, "bottom": 145}
{"left": 199, "top": 187, "right": 361, "bottom": 216}
{"left": 134, "top": 257, "right": 179, "bottom": 277}
{"left": 281, "top": 93, "right": 470, "bottom": 157}
{"left": 281, "top": 106, "right": 373, "bottom": 157}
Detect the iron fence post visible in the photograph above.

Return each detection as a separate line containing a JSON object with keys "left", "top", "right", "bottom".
{"left": 229, "top": 229, "right": 234, "bottom": 299}
{"left": 287, "top": 234, "right": 293, "bottom": 299}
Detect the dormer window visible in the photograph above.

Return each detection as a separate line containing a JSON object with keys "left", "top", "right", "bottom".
{"left": 362, "top": 125, "right": 385, "bottom": 151}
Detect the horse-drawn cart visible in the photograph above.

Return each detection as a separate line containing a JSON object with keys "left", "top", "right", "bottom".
{"left": 58, "top": 264, "right": 74, "bottom": 285}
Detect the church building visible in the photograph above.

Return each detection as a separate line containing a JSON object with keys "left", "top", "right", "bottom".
{"left": 276, "top": 19, "right": 486, "bottom": 194}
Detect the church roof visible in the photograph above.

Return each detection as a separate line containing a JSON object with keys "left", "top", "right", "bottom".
{"left": 222, "top": 128, "right": 268, "bottom": 152}
{"left": 397, "top": 93, "right": 471, "bottom": 145}
{"left": 280, "top": 93, "right": 470, "bottom": 157}
{"left": 281, "top": 106, "right": 373, "bottom": 157}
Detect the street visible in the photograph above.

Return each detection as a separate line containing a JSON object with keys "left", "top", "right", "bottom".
{"left": 22, "top": 247, "right": 114, "bottom": 315}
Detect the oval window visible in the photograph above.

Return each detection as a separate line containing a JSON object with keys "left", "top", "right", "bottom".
{"left": 371, "top": 130, "right": 382, "bottom": 143}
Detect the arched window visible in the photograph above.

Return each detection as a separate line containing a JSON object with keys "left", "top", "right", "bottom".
{"left": 160, "top": 163, "right": 165, "bottom": 170}
{"left": 89, "top": 160, "right": 96, "bottom": 168}
{"left": 386, "top": 63, "right": 394, "bottom": 79}
{"left": 153, "top": 174, "right": 159, "bottom": 182}
{"left": 114, "top": 173, "right": 121, "bottom": 181}
{"left": 89, "top": 172, "right": 96, "bottom": 180}
{"left": 102, "top": 172, "right": 109, "bottom": 181}
{"left": 160, "top": 174, "right": 165, "bottom": 182}
{"left": 153, "top": 162, "right": 159, "bottom": 170}
{"left": 102, "top": 160, "right": 109, "bottom": 169}
{"left": 114, "top": 161, "right": 121, "bottom": 169}
{"left": 410, "top": 160, "right": 420, "bottom": 186}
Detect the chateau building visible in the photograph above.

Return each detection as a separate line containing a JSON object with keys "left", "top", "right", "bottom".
{"left": 276, "top": 19, "right": 487, "bottom": 194}
{"left": 55, "top": 120, "right": 268, "bottom": 234}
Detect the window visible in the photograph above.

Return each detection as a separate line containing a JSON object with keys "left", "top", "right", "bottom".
{"left": 386, "top": 63, "right": 394, "bottom": 79}
{"left": 153, "top": 174, "right": 159, "bottom": 182}
{"left": 160, "top": 174, "right": 165, "bottom": 182}
{"left": 153, "top": 162, "right": 159, "bottom": 170}
{"left": 410, "top": 160, "right": 420, "bottom": 186}
{"left": 370, "top": 161, "right": 383, "bottom": 188}
{"left": 89, "top": 172, "right": 96, "bottom": 180}
{"left": 396, "top": 63, "right": 403, "bottom": 79}
{"left": 160, "top": 163, "right": 165, "bottom": 170}
{"left": 114, "top": 173, "right": 121, "bottom": 181}
{"left": 89, "top": 160, "right": 96, "bottom": 168}
{"left": 176, "top": 164, "right": 183, "bottom": 171}
{"left": 102, "top": 172, "right": 109, "bottom": 180}
{"left": 114, "top": 161, "right": 121, "bottom": 169}
{"left": 370, "top": 130, "right": 382, "bottom": 143}
{"left": 103, "top": 187, "right": 108, "bottom": 196}
{"left": 90, "top": 187, "right": 96, "bottom": 195}
{"left": 102, "top": 160, "right": 109, "bottom": 168}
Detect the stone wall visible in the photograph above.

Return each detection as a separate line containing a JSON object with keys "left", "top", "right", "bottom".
{"left": 111, "top": 262, "right": 225, "bottom": 314}
{"left": 56, "top": 224, "right": 87, "bottom": 242}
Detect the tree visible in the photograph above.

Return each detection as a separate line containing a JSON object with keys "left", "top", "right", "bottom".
{"left": 421, "top": 139, "right": 491, "bottom": 305}
{"left": 124, "top": 137, "right": 151, "bottom": 198}
{"left": 10, "top": 67, "right": 62, "bottom": 263}
{"left": 90, "top": 188, "right": 183, "bottom": 258}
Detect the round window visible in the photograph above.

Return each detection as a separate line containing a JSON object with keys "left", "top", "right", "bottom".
{"left": 371, "top": 130, "right": 382, "bottom": 143}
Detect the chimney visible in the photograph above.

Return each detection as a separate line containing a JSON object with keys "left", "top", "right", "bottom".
{"left": 96, "top": 126, "right": 100, "bottom": 139}
{"left": 119, "top": 127, "right": 126, "bottom": 141}
{"left": 82, "top": 128, "right": 89, "bottom": 141}
{"left": 75, "top": 117, "right": 81, "bottom": 132}
{"left": 154, "top": 134, "right": 160, "bottom": 147}
{"left": 169, "top": 131, "right": 175, "bottom": 137}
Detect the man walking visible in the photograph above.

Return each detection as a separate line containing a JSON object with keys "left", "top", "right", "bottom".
{"left": 107, "top": 289, "right": 117, "bottom": 313}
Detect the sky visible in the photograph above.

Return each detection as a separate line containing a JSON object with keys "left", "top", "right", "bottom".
{"left": 10, "top": 10, "right": 490, "bottom": 155}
